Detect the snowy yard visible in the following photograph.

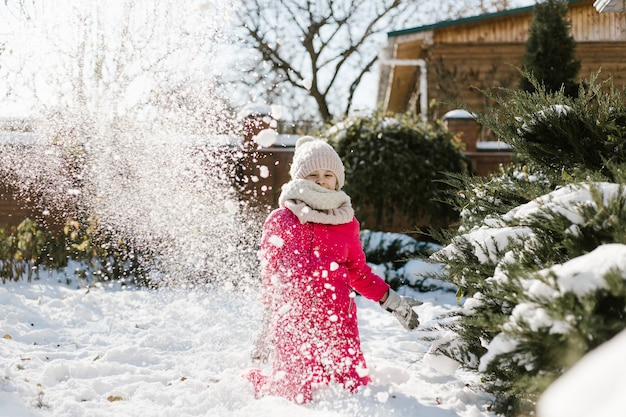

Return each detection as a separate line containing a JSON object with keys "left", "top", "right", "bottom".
{"left": 0, "top": 276, "right": 495, "bottom": 417}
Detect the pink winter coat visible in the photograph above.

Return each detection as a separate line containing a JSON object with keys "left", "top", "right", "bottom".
{"left": 248, "top": 207, "right": 390, "bottom": 403}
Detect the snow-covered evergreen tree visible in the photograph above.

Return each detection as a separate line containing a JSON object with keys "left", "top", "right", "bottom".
{"left": 432, "top": 76, "right": 626, "bottom": 416}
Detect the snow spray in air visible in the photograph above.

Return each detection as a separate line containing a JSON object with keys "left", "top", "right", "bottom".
{"left": 0, "top": 0, "right": 261, "bottom": 289}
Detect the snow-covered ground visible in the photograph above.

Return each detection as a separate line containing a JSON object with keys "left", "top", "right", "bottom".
{"left": 2, "top": 200, "right": 626, "bottom": 417}
{"left": 0, "top": 273, "right": 496, "bottom": 417}
{"left": 538, "top": 324, "right": 626, "bottom": 417}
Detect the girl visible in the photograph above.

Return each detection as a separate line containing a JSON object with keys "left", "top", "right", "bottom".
{"left": 247, "top": 136, "right": 421, "bottom": 404}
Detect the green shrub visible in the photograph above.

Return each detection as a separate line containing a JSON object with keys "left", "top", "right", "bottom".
{"left": 0, "top": 218, "right": 46, "bottom": 283}
{"left": 433, "top": 75, "right": 626, "bottom": 416}
{"left": 325, "top": 111, "right": 468, "bottom": 231}
{"left": 439, "top": 163, "right": 558, "bottom": 234}
{"left": 360, "top": 230, "right": 440, "bottom": 290}
{"left": 60, "top": 216, "right": 148, "bottom": 286}
{"left": 478, "top": 73, "right": 626, "bottom": 178}
{"left": 0, "top": 216, "right": 147, "bottom": 286}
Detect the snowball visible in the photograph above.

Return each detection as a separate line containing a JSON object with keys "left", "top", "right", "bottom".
{"left": 268, "top": 235, "right": 284, "bottom": 248}
{"left": 258, "top": 165, "right": 269, "bottom": 178}
{"left": 270, "top": 104, "right": 284, "bottom": 120}
{"left": 253, "top": 129, "right": 277, "bottom": 147}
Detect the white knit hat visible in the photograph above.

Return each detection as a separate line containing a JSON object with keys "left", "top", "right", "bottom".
{"left": 289, "top": 136, "right": 345, "bottom": 189}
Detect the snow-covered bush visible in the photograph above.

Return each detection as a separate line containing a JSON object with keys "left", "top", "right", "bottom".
{"left": 433, "top": 182, "right": 626, "bottom": 415}
{"left": 431, "top": 75, "right": 626, "bottom": 416}
{"left": 441, "top": 163, "right": 556, "bottom": 233}
{"left": 360, "top": 230, "right": 445, "bottom": 291}
{"left": 361, "top": 230, "right": 438, "bottom": 265}
{"left": 325, "top": 111, "right": 468, "bottom": 231}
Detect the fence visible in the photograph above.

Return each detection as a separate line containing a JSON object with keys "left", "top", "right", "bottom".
{"left": 1, "top": 111, "right": 513, "bottom": 232}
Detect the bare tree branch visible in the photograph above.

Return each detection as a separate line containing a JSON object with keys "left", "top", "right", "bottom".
{"left": 234, "top": 0, "right": 418, "bottom": 123}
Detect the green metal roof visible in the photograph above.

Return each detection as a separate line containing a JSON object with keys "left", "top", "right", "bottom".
{"left": 388, "top": 0, "right": 589, "bottom": 37}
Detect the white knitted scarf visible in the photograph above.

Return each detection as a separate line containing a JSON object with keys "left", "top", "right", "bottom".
{"left": 278, "top": 179, "right": 354, "bottom": 225}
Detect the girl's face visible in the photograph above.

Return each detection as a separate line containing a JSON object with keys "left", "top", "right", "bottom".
{"left": 305, "top": 169, "right": 338, "bottom": 191}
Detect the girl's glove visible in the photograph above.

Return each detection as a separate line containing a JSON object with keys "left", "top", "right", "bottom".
{"left": 380, "top": 289, "right": 422, "bottom": 331}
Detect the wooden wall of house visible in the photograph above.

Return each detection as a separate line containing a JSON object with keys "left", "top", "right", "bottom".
{"left": 431, "top": 0, "right": 626, "bottom": 43}
{"left": 384, "top": 0, "right": 626, "bottom": 121}
{"left": 567, "top": 3, "right": 626, "bottom": 41}
{"left": 433, "top": 11, "right": 532, "bottom": 44}
{"left": 425, "top": 40, "right": 626, "bottom": 120}
{"left": 427, "top": 42, "right": 526, "bottom": 121}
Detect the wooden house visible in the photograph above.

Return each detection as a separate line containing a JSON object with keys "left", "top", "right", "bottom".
{"left": 378, "top": 0, "right": 626, "bottom": 123}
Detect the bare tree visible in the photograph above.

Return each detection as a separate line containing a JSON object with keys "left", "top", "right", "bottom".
{"left": 0, "top": 0, "right": 235, "bottom": 135}
{"left": 235, "top": 0, "right": 420, "bottom": 123}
